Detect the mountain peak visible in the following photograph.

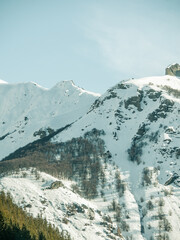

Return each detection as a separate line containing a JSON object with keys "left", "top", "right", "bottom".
{"left": 54, "top": 80, "right": 75, "bottom": 89}
{"left": 53, "top": 80, "right": 100, "bottom": 97}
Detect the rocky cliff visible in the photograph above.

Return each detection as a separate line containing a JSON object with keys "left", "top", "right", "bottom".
{"left": 165, "top": 63, "right": 180, "bottom": 77}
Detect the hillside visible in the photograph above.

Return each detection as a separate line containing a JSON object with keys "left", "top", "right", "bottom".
{"left": 0, "top": 75, "right": 180, "bottom": 239}
{"left": 51, "top": 75, "right": 180, "bottom": 239}
{"left": 0, "top": 191, "right": 69, "bottom": 240}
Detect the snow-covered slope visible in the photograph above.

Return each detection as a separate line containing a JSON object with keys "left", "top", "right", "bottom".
{"left": 51, "top": 75, "right": 180, "bottom": 239}
{"left": 0, "top": 80, "right": 100, "bottom": 160}
{"left": 0, "top": 169, "right": 125, "bottom": 240}
{"left": 1, "top": 75, "right": 180, "bottom": 239}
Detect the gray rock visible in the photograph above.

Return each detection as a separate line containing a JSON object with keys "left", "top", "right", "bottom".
{"left": 48, "top": 181, "right": 64, "bottom": 189}
{"left": 165, "top": 63, "right": 180, "bottom": 77}
{"left": 164, "top": 173, "right": 179, "bottom": 186}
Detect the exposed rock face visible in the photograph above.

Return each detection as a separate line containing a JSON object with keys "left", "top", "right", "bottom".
{"left": 165, "top": 63, "right": 180, "bottom": 77}
{"left": 48, "top": 181, "right": 64, "bottom": 189}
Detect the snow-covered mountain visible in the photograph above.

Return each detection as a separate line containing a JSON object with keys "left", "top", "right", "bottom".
{"left": 0, "top": 80, "right": 100, "bottom": 160}
{"left": 1, "top": 74, "right": 180, "bottom": 240}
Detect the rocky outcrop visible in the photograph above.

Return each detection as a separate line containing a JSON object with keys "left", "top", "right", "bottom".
{"left": 165, "top": 63, "right": 180, "bottom": 77}
{"left": 164, "top": 173, "right": 179, "bottom": 186}
{"left": 48, "top": 181, "right": 64, "bottom": 189}
{"left": 124, "top": 90, "right": 143, "bottom": 111}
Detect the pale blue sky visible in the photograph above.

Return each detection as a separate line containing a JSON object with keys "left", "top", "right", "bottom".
{"left": 0, "top": 0, "right": 180, "bottom": 93}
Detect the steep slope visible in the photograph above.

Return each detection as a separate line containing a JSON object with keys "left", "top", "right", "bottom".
{"left": 0, "top": 169, "right": 125, "bottom": 240}
{"left": 0, "top": 190, "right": 68, "bottom": 240}
{"left": 0, "top": 80, "right": 100, "bottom": 160}
{"left": 51, "top": 75, "right": 180, "bottom": 239}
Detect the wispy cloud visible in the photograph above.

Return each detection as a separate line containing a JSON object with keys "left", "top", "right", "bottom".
{"left": 84, "top": 4, "right": 180, "bottom": 78}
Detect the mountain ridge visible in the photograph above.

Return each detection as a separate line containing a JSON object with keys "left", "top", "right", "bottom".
{"left": 0, "top": 80, "right": 99, "bottom": 160}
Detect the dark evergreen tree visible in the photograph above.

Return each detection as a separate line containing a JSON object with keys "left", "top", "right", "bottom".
{"left": 0, "top": 191, "right": 70, "bottom": 240}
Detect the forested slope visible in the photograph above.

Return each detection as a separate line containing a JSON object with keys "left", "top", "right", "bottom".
{"left": 0, "top": 191, "right": 70, "bottom": 240}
